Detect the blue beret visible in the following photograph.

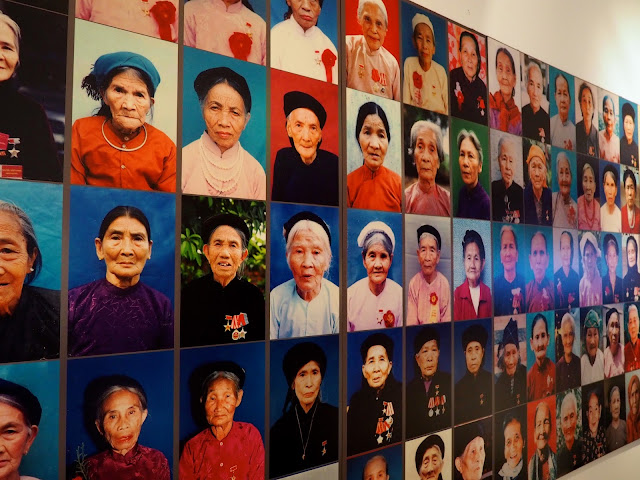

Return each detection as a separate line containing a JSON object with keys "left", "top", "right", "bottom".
{"left": 92, "top": 51, "right": 161, "bottom": 94}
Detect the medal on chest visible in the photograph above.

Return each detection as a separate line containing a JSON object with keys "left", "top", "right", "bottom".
{"left": 140, "top": 0, "right": 151, "bottom": 16}
{"left": 0, "top": 134, "right": 23, "bottom": 179}
{"left": 370, "top": 68, "right": 387, "bottom": 94}
{"left": 224, "top": 313, "right": 248, "bottom": 340}
{"left": 427, "top": 386, "right": 446, "bottom": 417}
{"left": 429, "top": 292, "right": 439, "bottom": 323}
{"left": 375, "top": 401, "right": 394, "bottom": 444}
{"left": 378, "top": 309, "right": 395, "bottom": 328}
{"left": 228, "top": 464, "right": 238, "bottom": 480}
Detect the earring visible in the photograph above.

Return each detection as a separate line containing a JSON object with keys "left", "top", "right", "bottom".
{"left": 30, "top": 267, "right": 34, "bottom": 272}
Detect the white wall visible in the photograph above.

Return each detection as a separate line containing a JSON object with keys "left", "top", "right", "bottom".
{"left": 410, "top": 0, "right": 640, "bottom": 476}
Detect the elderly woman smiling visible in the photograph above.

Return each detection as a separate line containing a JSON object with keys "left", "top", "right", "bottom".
{"left": 599, "top": 95, "right": 620, "bottom": 163}
{"left": 0, "top": 201, "right": 59, "bottom": 364}
{"left": 71, "top": 52, "right": 176, "bottom": 191}
{"left": 84, "top": 376, "right": 170, "bottom": 478}
{"left": 68, "top": 206, "right": 173, "bottom": 356}
{"left": 601, "top": 165, "right": 621, "bottom": 232}
{"left": 347, "top": 221, "right": 402, "bottom": 331}
{"left": 182, "top": 67, "right": 265, "bottom": 200}
{"left": 347, "top": 101, "right": 401, "bottom": 212}
{"left": 270, "top": 211, "right": 338, "bottom": 338}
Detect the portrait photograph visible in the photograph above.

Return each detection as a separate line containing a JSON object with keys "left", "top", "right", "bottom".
{"left": 601, "top": 234, "right": 623, "bottom": 304}
{"left": 271, "top": 69, "right": 339, "bottom": 207}
{"left": 0, "top": 179, "right": 61, "bottom": 364}
{"left": 345, "top": 0, "right": 401, "bottom": 101}
{"left": 551, "top": 147, "right": 578, "bottom": 229}
{"left": 270, "top": 202, "right": 340, "bottom": 339}
{"left": 619, "top": 98, "right": 639, "bottom": 167}
{"left": 600, "top": 161, "right": 621, "bottom": 233}
{"left": 180, "top": 196, "right": 266, "bottom": 347}
{"left": 522, "top": 139, "right": 552, "bottom": 226}
{"left": 602, "top": 303, "right": 625, "bottom": 378}
{"left": 580, "top": 307, "right": 605, "bottom": 385}
{"left": 526, "top": 396, "right": 556, "bottom": 478}
{"left": 622, "top": 233, "right": 640, "bottom": 302}
{"left": 0, "top": 360, "right": 60, "bottom": 480}
{"left": 447, "top": 22, "right": 487, "bottom": 125}
{"left": 487, "top": 38, "right": 522, "bottom": 135}
{"left": 66, "top": 350, "right": 173, "bottom": 477}
{"left": 347, "top": 209, "right": 402, "bottom": 331}
{"left": 404, "top": 429, "right": 452, "bottom": 480}
{"left": 452, "top": 218, "right": 492, "bottom": 321}
{"left": 603, "top": 374, "right": 627, "bottom": 452}
{"left": 556, "top": 387, "right": 583, "bottom": 476}
{"left": 577, "top": 154, "right": 601, "bottom": 231}
{"left": 400, "top": 3, "right": 448, "bottom": 115}
{"left": 403, "top": 104, "right": 450, "bottom": 217}
{"left": 624, "top": 370, "right": 640, "bottom": 444}
{"left": 404, "top": 214, "right": 452, "bottom": 325}
{"left": 493, "top": 405, "right": 527, "bottom": 480}
{"left": 492, "top": 222, "right": 526, "bottom": 316}
{"left": 552, "top": 228, "right": 580, "bottom": 310}
{"left": 523, "top": 225, "right": 554, "bottom": 313}
{"left": 574, "top": 78, "right": 599, "bottom": 158}
{"left": 549, "top": 66, "right": 576, "bottom": 152}
{"left": 0, "top": 2, "right": 66, "bottom": 182}
{"left": 346, "top": 444, "right": 402, "bottom": 479}
{"left": 450, "top": 117, "right": 490, "bottom": 220}
{"left": 269, "top": 335, "right": 339, "bottom": 478}
{"left": 184, "top": 0, "right": 267, "bottom": 66}
{"left": 526, "top": 310, "right": 556, "bottom": 402}
{"left": 490, "top": 130, "right": 523, "bottom": 224}
{"left": 406, "top": 323, "right": 453, "bottom": 438}
{"left": 624, "top": 302, "right": 640, "bottom": 372}
{"left": 347, "top": 329, "right": 402, "bottom": 456}
{"left": 346, "top": 87, "right": 402, "bottom": 212}
{"left": 554, "top": 308, "right": 582, "bottom": 393}
{"left": 182, "top": 48, "right": 267, "bottom": 200}
{"left": 493, "top": 314, "right": 527, "bottom": 411}
{"left": 519, "top": 53, "right": 549, "bottom": 144}
{"left": 581, "top": 382, "right": 607, "bottom": 464}
{"left": 452, "top": 416, "right": 492, "bottom": 480}
{"left": 598, "top": 88, "right": 620, "bottom": 164}
{"left": 621, "top": 166, "right": 640, "bottom": 234}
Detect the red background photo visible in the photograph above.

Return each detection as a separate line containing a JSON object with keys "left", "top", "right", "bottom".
{"left": 447, "top": 21, "right": 487, "bottom": 85}
{"left": 344, "top": 0, "right": 400, "bottom": 62}
{"left": 527, "top": 395, "right": 557, "bottom": 462}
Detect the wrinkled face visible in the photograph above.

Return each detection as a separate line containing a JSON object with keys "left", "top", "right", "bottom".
{"left": 103, "top": 71, "right": 153, "bottom": 134}
{"left": 534, "top": 404, "right": 551, "bottom": 451}
{"left": 293, "top": 360, "right": 322, "bottom": 411}
{"left": 527, "top": 66, "right": 543, "bottom": 111}
{"left": 503, "top": 343, "right": 519, "bottom": 376}
{"left": 500, "top": 229, "right": 518, "bottom": 273}
{"left": 287, "top": 0, "right": 321, "bottom": 31}
{"left": 359, "top": 114, "right": 389, "bottom": 173}
{"left": 555, "top": 76, "right": 570, "bottom": 120}
{"left": 415, "top": 339, "right": 440, "bottom": 379}
{"left": 587, "top": 394, "right": 601, "bottom": 434}
{"left": 459, "top": 137, "right": 482, "bottom": 188}
{"left": 204, "top": 225, "right": 248, "bottom": 286}
{"left": 363, "top": 243, "right": 392, "bottom": 286}
{"left": 358, "top": 3, "right": 387, "bottom": 52}
{"left": 624, "top": 115, "right": 635, "bottom": 142}
{"left": 418, "top": 235, "right": 440, "bottom": 279}
{"left": 457, "top": 436, "right": 485, "bottom": 480}
{"left": 559, "top": 233, "right": 572, "bottom": 270}
{"left": 610, "top": 389, "right": 621, "bottom": 421}
{"left": 528, "top": 155, "right": 546, "bottom": 192}
{"left": 420, "top": 445, "right": 444, "bottom": 480}
{"left": 629, "top": 308, "right": 639, "bottom": 340}
{"left": 98, "top": 390, "right": 147, "bottom": 456}
{"left": 0, "top": 22, "right": 19, "bottom": 83}
{"left": 95, "top": 216, "right": 152, "bottom": 286}
{"left": 503, "top": 420, "right": 523, "bottom": 469}
{"left": 203, "top": 82, "right": 250, "bottom": 154}
{"left": 0, "top": 211, "right": 35, "bottom": 316}
{"left": 580, "top": 88, "right": 594, "bottom": 123}
{"left": 582, "top": 167, "right": 596, "bottom": 202}
{"left": 560, "top": 400, "right": 577, "bottom": 445}
{"left": 603, "top": 98, "right": 615, "bottom": 134}
{"left": 530, "top": 319, "right": 549, "bottom": 362}
{"left": 362, "top": 345, "right": 392, "bottom": 390}
{"left": 203, "top": 378, "right": 242, "bottom": 429}
{"left": 496, "top": 51, "right": 516, "bottom": 99}
{"left": 0, "top": 402, "right": 37, "bottom": 479}
{"left": 413, "top": 127, "right": 440, "bottom": 184}
{"left": 459, "top": 35, "right": 479, "bottom": 82}
{"left": 363, "top": 457, "right": 389, "bottom": 480}
{"left": 557, "top": 157, "right": 572, "bottom": 197}
{"left": 464, "top": 241, "right": 484, "bottom": 287}
{"left": 498, "top": 140, "right": 517, "bottom": 187}
{"left": 630, "top": 380, "right": 639, "bottom": 415}
{"left": 606, "top": 243, "right": 618, "bottom": 275}
{"left": 560, "top": 321, "right": 575, "bottom": 357}
{"left": 288, "top": 229, "right": 329, "bottom": 295}
{"left": 628, "top": 239, "right": 637, "bottom": 268}
{"left": 465, "top": 340, "right": 484, "bottom": 375}
{"left": 413, "top": 23, "right": 435, "bottom": 65}
{"left": 585, "top": 327, "right": 600, "bottom": 359}
{"left": 286, "top": 108, "right": 322, "bottom": 163}
{"left": 625, "top": 176, "right": 636, "bottom": 207}
{"left": 603, "top": 173, "right": 617, "bottom": 206}
{"left": 529, "top": 233, "right": 549, "bottom": 283}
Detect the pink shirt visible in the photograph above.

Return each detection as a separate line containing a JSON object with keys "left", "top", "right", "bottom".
{"left": 345, "top": 35, "right": 400, "bottom": 100}
{"left": 405, "top": 181, "right": 451, "bottom": 216}
{"left": 406, "top": 271, "right": 450, "bottom": 324}
{"left": 578, "top": 195, "right": 601, "bottom": 231}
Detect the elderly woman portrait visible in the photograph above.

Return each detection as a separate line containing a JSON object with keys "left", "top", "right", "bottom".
{"left": 489, "top": 44, "right": 521, "bottom": 134}
{"left": 453, "top": 230, "right": 491, "bottom": 321}
{"left": 622, "top": 168, "right": 640, "bottom": 233}
{"left": 0, "top": 11, "right": 60, "bottom": 182}
{"left": 495, "top": 317, "right": 527, "bottom": 411}
{"left": 496, "top": 411, "right": 526, "bottom": 480}
{"left": 527, "top": 313, "right": 555, "bottom": 401}
{"left": 71, "top": 51, "right": 176, "bottom": 192}
{"left": 68, "top": 205, "right": 173, "bottom": 356}
{"left": 347, "top": 101, "right": 401, "bottom": 212}
{"left": 180, "top": 362, "right": 265, "bottom": 479}
{"left": 528, "top": 400, "right": 557, "bottom": 480}
{"left": 605, "top": 384, "right": 626, "bottom": 452}
{"left": 620, "top": 102, "right": 638, "bottom": 167}
{"left": 405, "top": 119, "right": 450, "bottom": 216}
{"left": 83, "top": 375, "right": 170, "bottom": 478}
{"left": 576, "top": 81, "right": 599, "bottom": 157}
{"left": 556, "top": 391, "right": 582, "bottom": 476}
{"left": 627, "top": 374, "right": 640, "bottom": 443}
{"left": 348, "top": 221, "right": 401, "bottom": 331}
{"left": 414, "top": 434, "right": 447, "bottom": 480}
{"left": 599, "top": 94, "right": 620, "bottom": 163}
{"left": 579, "top": 232, "right": 602, "bottom": 307}
{"left": 551, "top": 151, "right": 577, "bottom": 228}
{"left": 270, "top": 342, "right": 338, "bottom": 477}
{"left": 602, "top": 234, "right": 622, "bottom": 303}
{"left": 554, "top": 231, "right": 579, "bottom": 310}
{"left": 403, "top": 13, "right": 447, "bottom": 113}
{"left": 556, "top": 311, "right": 581, "bottom": 392}
{"left": 449, "top": 30, "right": 487, "bottom": 125}
{"left": 626, "top": 304, "right": 640, "bottom": 371}
{"left": 577, "top": 160, "right": 601, "bottom": 230}
{"left": 347, "top": 332, "right": 402, "bottom": 455}
{"left": 624, "top": 235, "right": 640, "bottom": 301}
{"left": 601, "top": 164, "right": 621, "bottom": 232}
{"left": 550, "top": 71, "right": 575, "bottom": 151}
{"left": 581, "top": 309, "right": 604, "bottom": 384}
{"left": 182, "top": 67, "right": 266, "bottom": 200}
{"left": 523, "top": 144, "right": 552, "bottom": 226}
{"left": 455, "top": 322, "right": 492, "bottom": 424}
{"left": 603, "top": 307, "right": 625, "bottom": 377}
{"left": 454, "top": 420, "right": 489, "bottom": 480}
{"left": 184, "top": 0, "right": 266, "bottom": 65}
{"left": 271, "top": 0, "right": 338, "bottom": 83}
{"left": 455, "top": 128, "right": 489, "bottom": 220}
{"left": 270, "top": 211, "right": 338, "bottom": 338}
{"left": 181, "top": 213, "right": 264, "bottom": 347}
{"left": 525, "top": 231, "right": 554, "bottom": 313}
{"left": 491, "top": 134, "right": 523, "bottom": 223}
{"left": 521, "top": 60, "right": 549, "bottom": 143}
{"left": 493, "top": 226, "right": 525, "bottom": 316}
{"left": 346, "top": 0, "right": 400, "bottom": 100}
{"left": 272, "top": 91, "right": 338, "bottom": 206}
{"left": 583, "top": 389, "right": 606, "bottom": 462}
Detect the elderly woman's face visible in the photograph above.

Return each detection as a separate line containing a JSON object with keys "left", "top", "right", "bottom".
{"left": 359, "top": 114, "right": 388, "bottom": 172}
{"left": 557, "top": 157, "right": 572, "bottom": 198}
{"left": 103, "top": 71, "right": 153, "bottom": 134}
{"left": 0, "top": 402, "right": 37, "bottom": 479}
{"left": 465, "top": 341, "right": 483, "bottom": 375}
{"left": 587, "top": 394, "right": 601, "bottom": 434}
{"left": 606, "top": 242, "right": 618, "bottom": 274}
{"left": 585, "top": 327, "right": 600, "bottom": 359}
{"left": 97, "top": 390, "right": 147, "bottom": 456}
{"left": 460, "top": 35, "right": 478, "bottom": 82}
{"left": 415, "top": 339, "right": 439, "bottom": 379}
{"left": 413, "top": 23, "right": 435, "bottom": 65}
{"left": 413, "top": 127, "right": 440, "bottom": 184}
{"left": 287, "top": 0, "right": 321, "bottom": 31}
{"left": 582, "top": 167, "right": 596, "bottom": 202}
{"left": 610, "top": 389, "right": 621, "bottom": 421}
{"left": 503, "top": 420, "right": 523, "bottom": 469}
{"left": 496, "top": 51, "right": 515, "bottom": 99}
{"left": 529, "top": 234, "right": 549, "bottom": 283}
{"left": 500, "top": 229, "right": 518, "bottom": 273}
{"left": 608, "top": 312, "right": 620, "bottom": 350}
{"left": 561, "top": 321, "right": 574, "bottom": 356}
{"left": 288, "top": 229, "right": 329, "bottom": 297}
{"left": 555, "top": 76, "right": 570, "bottom": 121}
{"left": 204, "top": 377, "right": 243, "bottom": 429}
{"left": 625, "top": 175, "right": 636, "bottom": 207}
{"left": 95, "top": 216, "right": 152, "bottom": 287}
{"left": 0, "top": 211, "right": 36, "bottom": 316}
{"left": 293, "top": 360, "right": 322, "bottom": 411}
{"left": 363, "top": 243, "right": 391, "bottom": 286}
{"left": 630, "top": 379, "right": 639, "bottom": 415}
{"left": 527, "top": 66, "right": 543, "bottom": 112}
{"left": 561, "top": 399, "right": 577, "bottom": 445}
{"left": 629, "top": 239, "right": 638, "bottom": 268}
{"left": 459, "top": 137, "right": 482, "bottom": 188}
{"left": 362, "top": 345, "right": 391, "bottom": 389}
{"left": 287, "top": 108, "right": 322, "bottom": 163}
{"left": 498, "top": 140, "right": 516, "bottom": 187}
{"left": 0, "top": 22, "right": 19, "bottom": 83}
{"left": 603, "top": 98, "right": 615, "bottom": 134}
{"left": 420, "top": 445, "right": 443, "bottom": 480}
{"left": 629, "top": 308, "right": 639, "bottom": 340}
{"left": 463, "top": 241, "right": 484, "bottom": 288}
{"left": 457, "top": 436, "right": 485, "bottom": 480}
{"left": 582, "top": 242, "right": 597, "bottom": 278}
{"left": 204, "top": 225, "right": 248, "bottom": 287}
{"left": 603, "top": 173, "right": 617, "bottom": 206}
{"left": 559, "top": 233, "right": 572, "bottom": 269}
{"left": 503, "top": 343, "right": 519, "bottom": 376}
{"left": 534, "top": 404, "right": 551, "bottom": 450}
{"left": 527, "top": 155, "right": 546, "bottom": 192}
{"left": 358, "top": 3, "right": 387, "bottom": 52}
{"left": 580, "top": 88, "right": 594, "bottom": 122}
{"left": 203, "top": 82, "right": 250, "bottom": 154}
{"left": 624, "top": 115, "right": 635, "bottom": 142}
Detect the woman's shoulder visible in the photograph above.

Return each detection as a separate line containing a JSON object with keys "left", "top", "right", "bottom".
{"left": 73, "top": 115, "right": 104, "bottom": 131}
{"left": 69, "top": 278, "right": 104, "bottom": 300}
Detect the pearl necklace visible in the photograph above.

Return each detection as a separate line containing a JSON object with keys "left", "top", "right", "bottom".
{"left": 199, "top": 138, "right": 243, "bottom": 195}
{"left": 101, "top": 120, "right": 147, "bottom": 152}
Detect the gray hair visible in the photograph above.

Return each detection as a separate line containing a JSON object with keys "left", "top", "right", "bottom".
{"left": 609, "top": 385, "right": 621, "bottom": 402}
{"left": 499, "top": 225, "right": 518, "bottom": 249}
{"left": 457, "top": 129, "right": 483, "bottom": 166}
{"left": 418, "top": 232, "right": 439, "bottom": 250}
{"left": 285, "top": 220, "right": 332, "bottom": 273}
{"left": 0, "top": 11, "right": 20, "bottom": 65}
{"left": 629, "top": 304, "right": 639, "bottom": 320}
{"left": 0, "top": 395, "right": 34, "bottom": 433}
{"left": 361, "top": 232, "right": 393, "bottom": 258}
{"left": 210, "top": 225, "right": 248, "bottom": 278}
{"left": 582, "top": 162, "right": 595, "bottom": 180}
{"left": 0, "top": 201, "right": 41, "bottom": 284}
{"left": 497, "top": 135, "right": 517, "bottom": 161}
{"left": 201, "top": 371, "right": 242, "bottom": 400}
{"left": 556, "top": 152, "right": 571, "bottom": 176}
{"left": 561, "top": 312, "right": 576, "bottom": 336}
{"left": 95, "top": 385, "right": 148, "bottom": 424}
{"left": 363, "top": 455, "right": 388, "bottom": 480}
{"left": 408, "top": 120, "right": 443, "bottom": 164}
{"left": 561, "top": 391, "right": 578, "bottom": 415}
{"left": 357, "top": 0, "right": 388, "bottom": 27}
{"left": 526, "top": 61, "right": 543, "bottom": 85}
